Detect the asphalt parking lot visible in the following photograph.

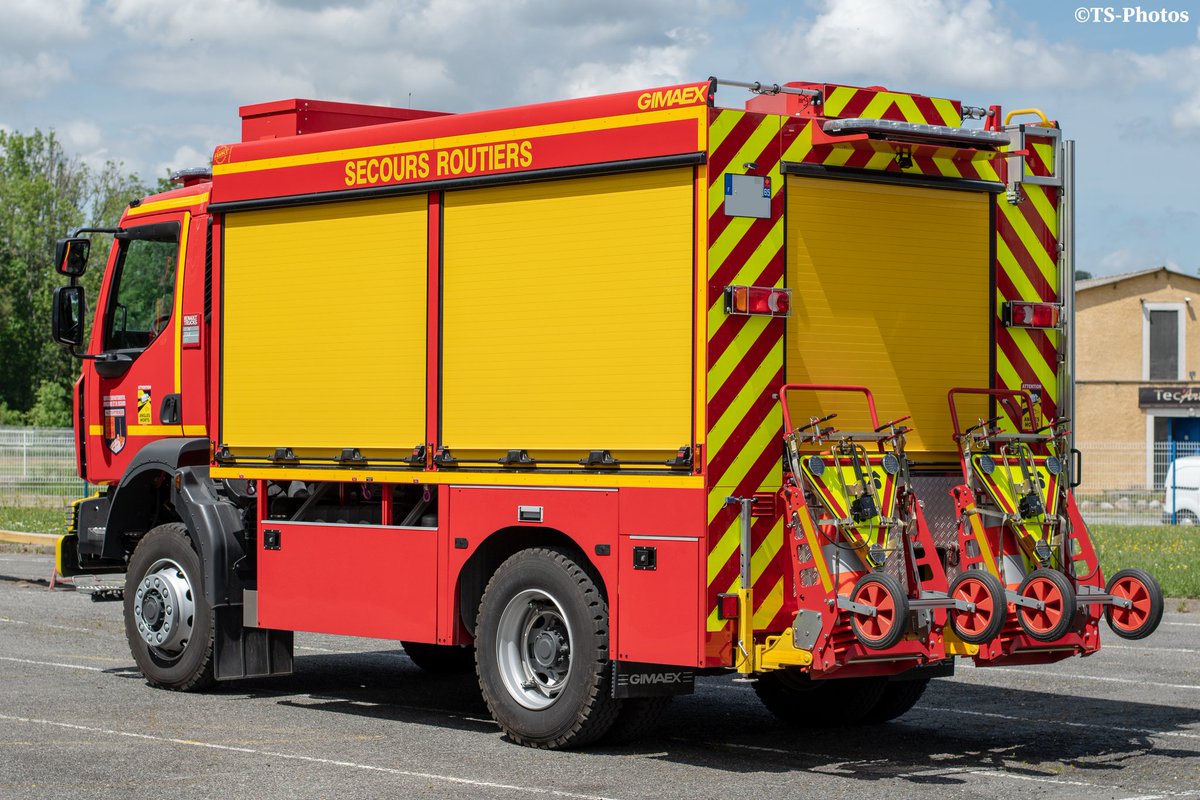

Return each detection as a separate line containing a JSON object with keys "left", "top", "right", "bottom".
{"left": 1, "top": 550, "right": 1197, "bottom": 800}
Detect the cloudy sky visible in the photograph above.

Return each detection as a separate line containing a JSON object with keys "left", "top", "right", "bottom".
{"left": 2, "top": 0, "right": 1197, "bottom": 277}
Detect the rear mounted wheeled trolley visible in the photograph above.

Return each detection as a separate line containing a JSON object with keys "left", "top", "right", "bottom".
{"left": 946, "top": 388, "right": 1164, "bottom": 666}
{"left": 769, "top": 384, "right": 973, "bottom": 677}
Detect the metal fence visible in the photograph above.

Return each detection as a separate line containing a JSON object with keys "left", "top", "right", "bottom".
{"left": 1075, "top": 440, "right": 1197, "bottom": 526}
{"left": 0, "top": 427, "right": 1191, "bottom": 526}
{"left": 0, "top": 427, "right": 90, "bottom": 508}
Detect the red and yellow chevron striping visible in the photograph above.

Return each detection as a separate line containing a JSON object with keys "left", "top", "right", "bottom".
{"left": 995, "top": 133, "right": 1061, "bottom": 422}
{"left": 705, "top": 108, "right": 790, "bottom": 653}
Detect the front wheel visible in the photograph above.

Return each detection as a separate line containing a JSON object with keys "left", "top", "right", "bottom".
{"left": 123, "top": 523, "right": 215, "bottom": 691}
{"left": 475, "top": 548, "right": 619, "bottom": 748}
{"left": 1105, "top": 568, "right": 1164, "bottom": 640}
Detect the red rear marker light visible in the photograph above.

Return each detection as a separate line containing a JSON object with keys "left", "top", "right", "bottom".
{"left": 717, "top": 592, "right": 740, "bottom": 621}
{"left": 724, "top": 285, "right": 792, "bottom": 317}
{"left": 1004, "top": 301, "right": 1061, "bottom": 329}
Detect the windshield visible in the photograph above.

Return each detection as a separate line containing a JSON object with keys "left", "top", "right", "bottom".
{"left": 103, "top": 222, "right": 180, "bottom": 352}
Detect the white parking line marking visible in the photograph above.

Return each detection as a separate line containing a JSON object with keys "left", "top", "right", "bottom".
{"left": 1163, "top": 621, "right": 1200, "bottom": 628}
{"left": 961, "top": 665, "right": 1200, "bottom": 691}
{"left": 0, "top": 655, "right": 102, "bottom": 672}
{"left": 922, "top": 705, "right": 1200, "bottom": 740}
{"left": 1105, "top": 644, "right": 1200, "bottom": 655}
{"left": 0, "top": 714, "right": 621, "bottom": 800}
{"left": 0, "top": 616, "right": 99, "bottom": 634}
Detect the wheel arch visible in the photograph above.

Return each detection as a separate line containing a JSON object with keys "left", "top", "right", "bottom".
{"left": 102, "top": 437, "right": 210, "bottom": 560}
{"left": 455, "top": 525, "right": 610, "bottom": 639}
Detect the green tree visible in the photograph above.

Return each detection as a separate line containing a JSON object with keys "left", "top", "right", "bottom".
{"left": 26, "top": 379, "right": 72, "bottom": 427}
{"left": 0, "top": 130, "right": 87, "bottom": 416}
{"left": 0, "top": 129, "right": 157, "bottom": 424}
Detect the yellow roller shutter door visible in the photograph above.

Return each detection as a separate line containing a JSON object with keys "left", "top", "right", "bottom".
{"left": 222, "top": 196, "right": 428, "bottom": 457}
{"left": 442, "top": 169, "right": 694, "bottom": 456}
{"left": 786, "top": 176, "right": 991, "bottom": 462}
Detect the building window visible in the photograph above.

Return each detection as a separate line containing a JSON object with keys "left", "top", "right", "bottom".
{"left": 1143, "top": 302, "right": 1186, "bottom": 380}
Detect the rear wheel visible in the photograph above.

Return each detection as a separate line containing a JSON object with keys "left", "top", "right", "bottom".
{"left": 753, "top": 670, "right": 886, "bottom": 727}
{"left": 947, "top": 569, "right": 1006, "bottom": 644}
{"left": 123, "top": 523, "right": 215, "bottom": 691}
{"left": 475, "top": 548, "right": 618, "bottom": 748}
{"left": 1105, "top": 568, "right": 1164, "bottom": 640}
{"left": 401, "top": 641, "right": 475, "bottom": 674}
{"left": 849, "top": 572, "right": 909, "bottom": 650}
{"left": 861, "top": 678, "right": 930, "bottom": 724}
{"left": 1016, "top": 568, "right": 1076, "bottom": 642}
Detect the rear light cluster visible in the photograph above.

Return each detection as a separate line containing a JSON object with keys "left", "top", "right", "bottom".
{"left": 1003, "top": 300, "right": 1062, "bottom": 329}
{"left": 717, "top": 592, "right": 740, "bottom": 620}
{"left": 724, "top": 285, "right": 792, "bottom": 317}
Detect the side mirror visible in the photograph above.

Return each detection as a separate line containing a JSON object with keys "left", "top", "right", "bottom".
{"left": 54, "top": 237, "right": 91, "bottom": 277}
{"left": 52, "top": 285, "right": 86, "bottom": 347}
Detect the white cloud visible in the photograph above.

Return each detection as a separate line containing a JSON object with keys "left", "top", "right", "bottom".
{"left": 101, "top": 0, "right": 720, "bottom": 111}
{"left": 62, "top": 120, "right": 102, "bottom": 152}
{"left": 0, "top": 0, "right": 88, "bottom": 45}
{"left": 0, "top": 52, "right": 73, "bottom": 100}
{"left": 155, "top": 144, "right": 211, "bottom": 179}
{"left": 765, "top": 0, "right": 1087, "bottom": 92}
{"left": 0, "top": 0, "right": 88, "bottom": 100}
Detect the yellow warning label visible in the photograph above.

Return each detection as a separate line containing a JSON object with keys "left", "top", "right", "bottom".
{"left": 137, "top": 386, "right": 152, "bottom": 426}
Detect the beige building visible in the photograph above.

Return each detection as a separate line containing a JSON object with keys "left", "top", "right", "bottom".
{"left": 1076, "top": 267, "right": 1200, "bottom": 490}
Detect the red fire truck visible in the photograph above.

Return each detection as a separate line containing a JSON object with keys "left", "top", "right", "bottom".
{"left": 51, "top": 77, "right": 1163, "bottom": 748}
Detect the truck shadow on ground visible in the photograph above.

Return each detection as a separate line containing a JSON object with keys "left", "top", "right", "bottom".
{"left": 210, "top": 650, "right": 1200, "bottom": 784}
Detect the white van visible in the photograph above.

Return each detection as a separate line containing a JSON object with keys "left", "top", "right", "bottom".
{"left": 1162, "top": 455, "right": 1200, "bottom": 524}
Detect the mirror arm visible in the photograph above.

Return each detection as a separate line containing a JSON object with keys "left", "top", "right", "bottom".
{"left": 71, "top": 227, "right": 121, "bottom": 237}
{"left": 67, "top": 345, "right": 101, "bottom": 361}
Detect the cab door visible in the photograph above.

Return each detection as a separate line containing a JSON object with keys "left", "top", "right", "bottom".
{"left": 84, "top": 213, "right": 193, "bottom": 483}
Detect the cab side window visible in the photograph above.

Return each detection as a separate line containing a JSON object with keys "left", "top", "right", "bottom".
{"left": 103, "top": 222, "right": 180, "bottom": 352}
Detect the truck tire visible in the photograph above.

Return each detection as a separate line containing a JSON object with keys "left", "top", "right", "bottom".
{"left": 753, "top": 669, "right": 886, "bottom": 727}
{"left": 401, "top": 641, "right": 475, "bottom": 674}
{"left": 123, "top": 523, "right": 215, "bottom": 691}
{"left": 861, "top": 678, "right": 930, "bottom": 724}
{"left": 602, "top": 697, "right": 673, "bottom": 745}
{"left": 475, "top": 547, "right": 619, "bottom": 748}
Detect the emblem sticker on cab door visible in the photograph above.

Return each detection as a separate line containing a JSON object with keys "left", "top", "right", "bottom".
{"left": 103, "top": 395, "right": 127, "bottom": 454}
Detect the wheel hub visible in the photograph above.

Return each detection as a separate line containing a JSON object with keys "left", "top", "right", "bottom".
{"left": 133, "top": 558, "right": 196, "bottom": 656}
{"left": 532, "top": 630, "right": 563, "bottom": 667}
{"left": 495, "top": 590, "right": 574, "bottom": 710}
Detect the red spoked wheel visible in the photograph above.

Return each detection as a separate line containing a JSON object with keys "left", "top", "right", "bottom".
{"left": 947, "top": 569, "right": 1007, "bottom": 644}
{"left": 1016, "top": 568, "right": 1076, "bottom": 642}
{"left": 1105, "top": 568, "right": 1164, "bottom": 640}
{"left": 849, "top": 573, "right": 909, "bottom": 650}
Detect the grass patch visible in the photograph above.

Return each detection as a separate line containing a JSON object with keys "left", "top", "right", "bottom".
{"left": 1090, "top": 523, "right": 1200, "bottom": 598}
{"left": 0, "top": 505, "right": 67, "bottom": 534}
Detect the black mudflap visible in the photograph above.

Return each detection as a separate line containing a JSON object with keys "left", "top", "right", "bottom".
{"left": 612, "top": 660, "right": 696, "bottom": 698}
{"left": 213, "top": 606, "right": 294, "bottom": 680}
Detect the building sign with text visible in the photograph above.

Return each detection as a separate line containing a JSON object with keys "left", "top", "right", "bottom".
{"left": 1139, "top": 386, "right": 1200, "bottom": 408}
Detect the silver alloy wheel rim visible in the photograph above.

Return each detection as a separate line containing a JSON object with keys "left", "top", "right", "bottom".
{"left": 133, "top": 557, "right": 196, "bottom": 659}
{"left": 495, "top": 588, "right": 573, "bottom": 710}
